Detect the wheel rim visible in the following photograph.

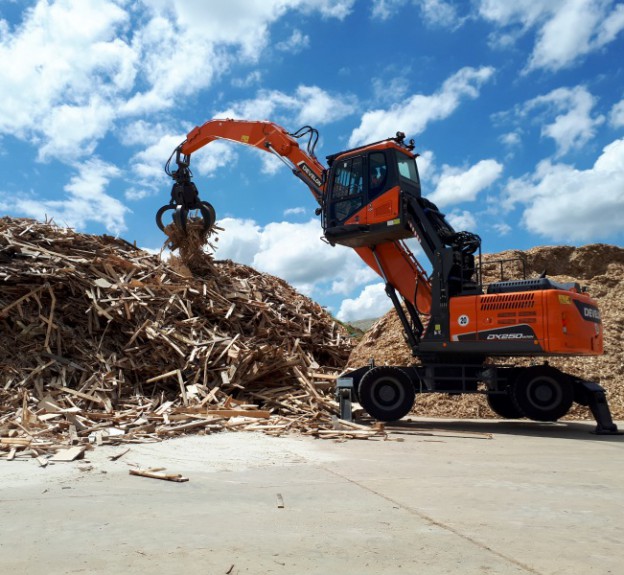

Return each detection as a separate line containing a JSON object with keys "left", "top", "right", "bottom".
{"left": 526, "top": 377, "right": 562, "bottom": 411}
{"left": 370, "top": 377, "right": 405, "bottom": 409}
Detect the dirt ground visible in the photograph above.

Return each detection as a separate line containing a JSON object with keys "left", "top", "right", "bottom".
{"left": 1, "top": 420, "right": 623, "bottom": 575}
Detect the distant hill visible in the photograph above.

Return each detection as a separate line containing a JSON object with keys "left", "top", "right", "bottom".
{"left": 348, "top": 317, "right": 379, "bottom": 333}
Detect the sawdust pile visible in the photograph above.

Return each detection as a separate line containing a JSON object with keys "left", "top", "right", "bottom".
{"left": 348, "top": 244, "right": 624, "bottom": 420}
{"left": 0, "top": 217, "right": 369, "bottom": 458}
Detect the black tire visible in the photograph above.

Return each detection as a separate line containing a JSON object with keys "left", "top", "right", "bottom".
{"left": 511, "top": 366, "right": 574, "bottom": 422}
{"left": 358, "top": 366, "right": 415, "bottom": 422}
{"left": 487, "top": 392, "right": 523, "bottom": 419}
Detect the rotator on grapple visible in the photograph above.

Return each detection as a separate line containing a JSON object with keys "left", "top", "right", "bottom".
{"left": 156, "top": 146, "right": 216, "bottom": 234}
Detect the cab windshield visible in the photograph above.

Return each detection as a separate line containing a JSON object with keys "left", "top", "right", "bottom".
{"left": 396, "top": 153, "right": 420, "bottom": 185}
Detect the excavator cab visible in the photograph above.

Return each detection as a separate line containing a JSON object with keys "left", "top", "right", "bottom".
{"left": 322, "top": 134, "right": 421, "bottom": 248}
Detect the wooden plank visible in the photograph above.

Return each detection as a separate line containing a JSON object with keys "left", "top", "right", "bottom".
{"left": 204, "top": 409, "right": 271, "bottom": 419}
{"left": 53, "top": 386, "right": 106, "bottom": 406}
{"left": 50, "top": 446, "right": 86, "bottom": 462}
{"left": 0, "top": 438, "right": 31, "bottom": 446}
{"left": 109, "top": 448, "right": 130, "bottom": 461}
{"left": 129, "top": 469, "right": 189, "bottom": 482}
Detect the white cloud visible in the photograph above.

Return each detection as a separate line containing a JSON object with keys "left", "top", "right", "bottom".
{"left": 372, "top": 73, "right": 410, "bottom": 105}
{"left": 331, "top": 266, "right": 378, "bottom": 296}
{"left": 231, "top": 71, "right": 262, "bottom": 88}
{"left": 295, "top": 86, "right": 357, "bottom": 125}
{"left": 217, "top": 85, "right": 357, "bottom": 126}
{"left": 371, "top": 0, "right": 464, "bottom": 28}
{"left": 609, "top": 98, "right": 624, "bottom": 128}
{"left": 252, "top": 219, "right": 354, "bottom": 293}
{"left": 194, "top": 142, "right": 240, "bottom": 178}
{"left": 500, "top": 131, "right": 522, "bottom": 147}
{"left": 349, "top": 66, "right": 495, "bottom": 147}
{"left": 477, "top": 1, "right": 624, "bottom": 72}
{"left": 493, "top": 222, "right": 512, "bottom": 235}
{"left": 130, "top": 134, "right": 187, "bottom": 184}
{"left": 521, "top": 86, "right": 604, "bottom": 157}
{"left": 446, "top": 209, "right": 477, "bottom": 231}
{"left": 503, "top": 138, "right": 624, "bottom": 241}
{"left": 37, "top": 97, "right": 116, "bottom": 162}
{"left": 119, "top": 14, "right": 224, "bottom": 117}
{"left": 284, "top": 207, "right": 307, "bottom": 216}
{"left": 119, "top": 120, "right": 173, "bottom": 147}
{"left": 127, "top": 133, "right": 239, "bottom": 199}
{"left": 371, "top": 0, "right": 409, "bottom": 20}
{"left": 0, "top": 0, "right": 355, "bottom": 160}
{"left": 417, "top": 0, "right": 465, "bottom": 28}
{"left": 0, "top": 0, "right": 134, "bottom": 158}
{"left": 3, "top": 158, "right": 128, "bottom": 233}
{"left": 211, "top": 217, "right": 264, "bottom": 264}
{"left": 276, "top": 29, "right": 310, "bottom": 53}
{"left": 127, "top": 1, "right": 355, "bottom": 111}
{"left": 428, "top": 159, "right": 503, "bottom": 207}
{"left": 337, "top": 283, "right": 391, "bottom": 321}
{"left": 414, "top": 150, "right": 435, "bottom": 181}
{"left": 214, "top": 217, "right": 377, "bottom": 297}
{"left": 306, "top": 0, "right": 356, "bottom": 19}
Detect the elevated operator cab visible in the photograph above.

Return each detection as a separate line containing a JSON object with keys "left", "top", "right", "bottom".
{"left": 323, "top": 137, "right": 421, "bottom": 248}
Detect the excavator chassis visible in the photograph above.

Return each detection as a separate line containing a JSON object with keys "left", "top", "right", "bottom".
{"left": 337, "top": 362, "right": 620, "bottom": 435}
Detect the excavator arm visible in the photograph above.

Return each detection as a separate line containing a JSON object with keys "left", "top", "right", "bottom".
{"left": 157, "top": 118, "right": 435, "bottom": 339}
{"left": 161, "top": 119, "right": 325, "bottom": 221}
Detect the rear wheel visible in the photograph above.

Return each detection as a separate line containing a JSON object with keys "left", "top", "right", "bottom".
{"left": 511, "top": 365, "right": 574, "bottom": 422}
{"left": 487, "top": 392, "right": 523, "bottom": 419}
{"left": 358, "top": 366, "right": 415, "bottom": 422}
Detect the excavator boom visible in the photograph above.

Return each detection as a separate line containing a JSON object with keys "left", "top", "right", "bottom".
{"left": 180, "top": 119, "right": 325, "bottom": 203}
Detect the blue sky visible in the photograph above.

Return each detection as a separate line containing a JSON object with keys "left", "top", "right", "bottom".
{"left": 1, "top": 0, "right": 623, "bottom": 321}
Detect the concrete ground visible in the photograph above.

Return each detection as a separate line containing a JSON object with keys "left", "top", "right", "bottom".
{"left": 1, "top": 418, "right": 622, "bottom": 575}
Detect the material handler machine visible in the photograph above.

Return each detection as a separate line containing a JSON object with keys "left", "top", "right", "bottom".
{"left": 157, "top": 119, "right": 618, "bottom": 433}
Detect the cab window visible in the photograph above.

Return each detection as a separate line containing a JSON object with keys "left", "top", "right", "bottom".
{"left": 368, "top": 152, "right": 388, "bottom": 200}
{"left": 330, "top": 156, "right": 364, "bottom": 223}
{"left": 396, "top": 153, "right": 419, "bottom": 185}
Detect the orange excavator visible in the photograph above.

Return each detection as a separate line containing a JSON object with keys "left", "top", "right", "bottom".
{"left": 157, "top": 119, "right": 618, "bottom": 433}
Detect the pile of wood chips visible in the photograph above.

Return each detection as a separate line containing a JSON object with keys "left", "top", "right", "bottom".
{"left": 0, "top": 217, "right": 384, "bottom": 463}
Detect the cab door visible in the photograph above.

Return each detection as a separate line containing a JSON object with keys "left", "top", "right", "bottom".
{"left": 325, "top": 155, "right": 364, "bottom": 228}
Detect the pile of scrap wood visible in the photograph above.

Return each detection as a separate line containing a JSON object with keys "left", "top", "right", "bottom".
{"left": 0, "top": 217, "right": 384, "bottom": 461}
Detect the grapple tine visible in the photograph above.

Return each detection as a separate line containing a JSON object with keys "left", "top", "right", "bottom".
{"left": 199, "top": 201, "right": 216, "bottom": 232}
{"left": 156, "top": 204, "right": 174, "bottom": 232}
{"left": 173, "top": 205, "right": 188, "bottom": 233}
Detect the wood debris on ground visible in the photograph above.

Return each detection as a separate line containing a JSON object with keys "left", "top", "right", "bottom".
{"left": 0, "top": 217, "right": 386, "bottom": 462}
{"left": 129, "top": 468, "right": 189, "bottom": 482}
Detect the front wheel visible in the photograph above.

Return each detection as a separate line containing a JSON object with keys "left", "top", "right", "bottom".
{"left": 511, "top": 365, "right": 574, "bottom": 422}
{"left": 358, "top": 366, "right": 415, "bottom": 422}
